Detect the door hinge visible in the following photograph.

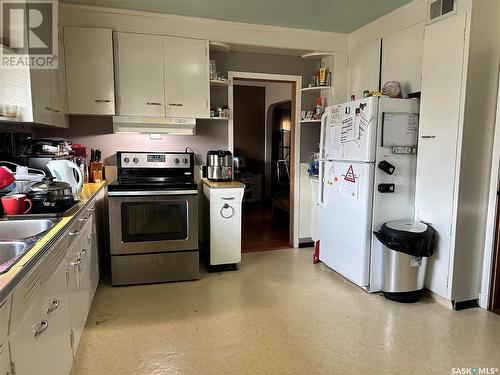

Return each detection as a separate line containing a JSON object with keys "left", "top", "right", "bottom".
{"left": 70, "top": 329, "right": 74, "bottom": 348}
{"left": 10, "top": 361, "right": 15, "bottom": 375}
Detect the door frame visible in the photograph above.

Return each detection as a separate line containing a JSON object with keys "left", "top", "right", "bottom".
{"left": 481, "top": 73, "right": 500, "bottom": 309}
{"left": 228, "top": 71, "right": 302, "bottom": 248}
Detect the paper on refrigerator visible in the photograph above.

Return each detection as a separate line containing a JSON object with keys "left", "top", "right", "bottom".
{"left": 324, "top": 109, "right": 343, "bottom": 159}
{"left": 354, "top": 109, "right": 372, "bottom": 148}
{"left": 340, "top": 116, "right": 359, "bottom": 143}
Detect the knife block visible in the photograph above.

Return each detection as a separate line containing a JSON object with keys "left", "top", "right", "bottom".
{"left": 89, "top": 162, "right": 103, "bottom": 183}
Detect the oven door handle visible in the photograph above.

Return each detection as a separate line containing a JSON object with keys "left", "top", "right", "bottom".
{"left": 108, "top": 190, "right": 198, "bottom": 197}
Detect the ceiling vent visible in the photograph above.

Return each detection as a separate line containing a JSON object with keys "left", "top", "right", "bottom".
{"left": 428, "top": 0, "right": 457, "bottom": 23}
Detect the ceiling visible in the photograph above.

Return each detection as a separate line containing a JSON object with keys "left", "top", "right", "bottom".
{"left": 61, "top": 0, "right": 412, "bottom": 33}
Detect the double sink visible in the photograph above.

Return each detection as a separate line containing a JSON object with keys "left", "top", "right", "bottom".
{"left": 0, "top": 219, "right": 57, "bottom": 274}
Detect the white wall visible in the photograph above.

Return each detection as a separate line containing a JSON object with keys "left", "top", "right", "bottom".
{"left": 60, "top": 3, "right": 347, "bottom": 53}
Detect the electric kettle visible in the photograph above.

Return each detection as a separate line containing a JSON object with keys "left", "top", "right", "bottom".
{"left": 47, "top": 160, "right": 83, "bottom": 196}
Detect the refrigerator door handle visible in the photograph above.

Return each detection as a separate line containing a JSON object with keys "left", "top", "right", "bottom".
{"left": 319, "top": 110, "right": 329, "bottom": 161}
{"left": 318, "top": 160, "right": 326, "bottom": 207}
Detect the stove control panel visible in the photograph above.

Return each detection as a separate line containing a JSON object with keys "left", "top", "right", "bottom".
{"left": 119, "top": 152, "right": 191, "bottom": 168}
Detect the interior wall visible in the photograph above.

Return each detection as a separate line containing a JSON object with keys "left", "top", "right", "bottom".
{"left": 34, "top": 117, "right": 228, "bottom": 166}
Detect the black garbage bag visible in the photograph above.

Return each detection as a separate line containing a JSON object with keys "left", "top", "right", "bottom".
{"left": 373, "top": 221, "right": 434, "bottom": 257}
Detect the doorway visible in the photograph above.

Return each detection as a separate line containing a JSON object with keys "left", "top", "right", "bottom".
{"left": 229, "top": 72, "right": 300, "bottom": 251}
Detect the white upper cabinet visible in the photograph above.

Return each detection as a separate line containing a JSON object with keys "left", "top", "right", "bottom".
{"left": 164, "top": 36, "right": 209, "bottom": 118}
{"left": 29, "top": 68, "right": 53, "bottom": 125}
{"left": 49, "top": 38, "right": 69, "bottom": 128}
{"left": 115, "top": 32, "right": 209, "bottom": 118}
{"left": 64, "top": 27, "right": 115, "bottom": 115}
{"left": 115, "top": 32, "right": 165, "bottom": 116}
{"left": 415, "top": 14, "right": 467, "bottom": 214}
{"left": 381, "top": 22, "right": 425, "bottom": 94}
{"left": 348, "top": 39, "right": 381, "bottom": 100}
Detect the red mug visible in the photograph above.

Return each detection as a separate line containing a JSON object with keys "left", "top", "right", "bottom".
{"left": 1, "top": 194, "right": 32, "bottom": 215}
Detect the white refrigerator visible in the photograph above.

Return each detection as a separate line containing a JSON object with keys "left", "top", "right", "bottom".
{"left": 318, "top": 97, "right": 419, "bottom": 292}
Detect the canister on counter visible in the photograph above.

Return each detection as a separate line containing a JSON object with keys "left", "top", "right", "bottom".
{"left": 363, "top": 90, "right": 370, "bottom": 98}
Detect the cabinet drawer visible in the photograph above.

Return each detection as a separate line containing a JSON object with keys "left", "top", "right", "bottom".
{"left": 209, "top": 189, "right": 243, "bottom": 204}
{"left": 10, "top": 255, "right": 50, "bottom": 334}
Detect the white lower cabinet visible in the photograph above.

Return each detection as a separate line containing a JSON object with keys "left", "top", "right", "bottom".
{"left": 6, "top": 197, "right": 101, "bottom": 374}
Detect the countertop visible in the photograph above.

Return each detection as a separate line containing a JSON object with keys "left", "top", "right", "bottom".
{"left": 202, "top": 178, "right": 245, "bottom": 189}
{"left": 0, "top": 182, "right": 106, "bottom": 302}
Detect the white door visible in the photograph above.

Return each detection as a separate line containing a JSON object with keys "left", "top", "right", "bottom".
{"left": 164, "top": 36, "right": 209, "bottom": 118}
{"left": 415, "top": 14, "right": 467, "bottom": 214}
{"left": 381, "top": 22, "right": 425, "bottom": 94}
{"left": 49, "top": 37, "right": 68, "bottom": 128}
{"left": 42, "top": 259, "right": 73, "bottom": 375}
{"left": 9, "top": 296, "right": 46, "bottom": 375}
{"left": 29, "top": 68, "right": 52, "bottom": 125}
{"left": 67, "top": 234, "right": 87, "bottom": 354}
{"left": 348, "top": 39, "right": 381, "bottom": 100}
{"left": 116, "top": 32, "right": 165, "bottom": 116}
{"left": 64, "top": 27, "right": 115, "bottom": 115}
{"left": 319, "top": 161, "right": 374, "bottom": 288}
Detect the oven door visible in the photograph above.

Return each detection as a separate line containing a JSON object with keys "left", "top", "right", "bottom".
{"left": 108, "top": 190, "right": 198, "bottom": 255}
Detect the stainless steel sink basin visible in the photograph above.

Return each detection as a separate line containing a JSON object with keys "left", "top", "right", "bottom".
{"left": 0, "top": 219, "right": 55, "bottom": 240}
{"left": 0, "top": 242, "right": 27, "bottom": 274}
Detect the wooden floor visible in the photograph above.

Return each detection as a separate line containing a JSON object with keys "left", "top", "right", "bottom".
{"left": 241, "top": 202, "right": 290, "bottom": 252}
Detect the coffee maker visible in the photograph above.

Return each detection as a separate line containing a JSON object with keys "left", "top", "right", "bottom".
{"left": 206, "top": 150, "right": 233, "bottom": 181}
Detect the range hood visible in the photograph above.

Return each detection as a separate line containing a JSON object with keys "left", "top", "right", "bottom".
{"left": 112, "top": 116, "right": 196, "bottom": 135}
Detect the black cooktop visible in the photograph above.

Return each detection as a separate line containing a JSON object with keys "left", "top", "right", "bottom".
{"left": 108, "top": 177, "right": 198, "bottom": 191}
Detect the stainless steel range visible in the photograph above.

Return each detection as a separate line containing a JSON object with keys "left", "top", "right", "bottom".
{"left": 108, "top": 151, "right": 198, "bottom": 286}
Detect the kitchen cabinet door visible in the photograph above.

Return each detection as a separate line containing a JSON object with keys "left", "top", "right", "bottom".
{"left": 0, "top": 296, "right": 10, "bottom": 375}
{"left": 415, "top": 14, "right": 467, "bottom": 214}
{"left": 87, "top": 207, "right": 99, "bottom": 299}
{"left": 348, "top": 39, "right": 381, "bottom": 100}
{"left": 67, "top": 232, "right": 88, "bottom": 354}
{"left": 9, "top": 295, "right": 46, "bottom": 375}
{"left": 49, "top": 37, "right": 68, "bottom": 128}
{"left": 0, "top": 344, "right": 9, "bottom": 375}
{"left": 164, "top": 36, "right": 209, "bottom": 118}
{"left": 381, "top": 21, "right": 425, "bottom": 94}
{"left": 116, "top": 32, "right": 165, "bottom": 116}
{"left": 29, "top": 68, "right": 53, "bottom": 125}
{"left": 42, "top": 259, "right": 73, "bottom": 374}
{"left": 64, "top": 27, "right": 115, "bottom": 115}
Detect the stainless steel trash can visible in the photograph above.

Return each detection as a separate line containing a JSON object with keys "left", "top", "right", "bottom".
{"left": 374, "top": 221, "right": 433, "bottom": 303}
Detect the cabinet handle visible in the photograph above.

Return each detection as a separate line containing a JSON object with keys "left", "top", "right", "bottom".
{"left": 147, "top": 102, "right": 162, "bottom": 106}
{"left": 44, "top": 106, "right": 52, "bottom": 111}
{"left": 220, "top": 203, "right": 235, "bottom": 219}
{"left": 95, "top": 99, "right": 111, "bottom": 103}
{"left": 0, "top": 342, "right": 3, "bottom": 354}
{"left": 88, "top": 207, "right": 96, "bottom": 212}
{"left": 421, "top": 135, "right": 436, "bottom": 139}
{"left": 88, "top": 234, "right": 95, "bottom": 240}
{"left": 33, "top": 320, "right": 49, "bottom": 338}
{"left": 52, "top": 109, "right": 60, "bottom": 113}
{"left": 222, "top": 197, "right": 235, "bottom": 200}
{"left": 71, "top": 257, "right": 82, "bottom": 266}
{"left": 47, "top": 299, "right": 60, "bottom": 314}
{"left": 79, "top": 217, "right": 88, "bottom": 222}
{"left": 81, "top": 249, "right": 88, "bottom": 255}
{"left": 168, "top": 103, "right": 183, "bottom": 107}
{"left": 69, "top": 230, "right": 79, "bottom": 236}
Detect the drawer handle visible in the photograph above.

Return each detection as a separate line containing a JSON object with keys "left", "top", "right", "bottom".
{"left": 95, "top": 99, "right": 111, "bottom": 103}
{"left": 71, "top": 257, "right": 82, "bottom": 266}
{"left": 147, "top": 102, "right": 162, "bottom": 106}
{"left": 421, "top": 135, "right": 436, "bottom": 139}
{"left": 44, "top": 106, "right": 52, "bottom": 111}
{"left": 69, "top": 230, "right": 79, "bottom": 236}
{"left": 88, "top": 207, "right": 96, "bottom": 212}
{"left": 222, "top": 197, "right": 235, "bottom": 200}
{"left": 220, "top": 203, "right": 235, "bottom": 219}
{"left": 0, "top": 342, "right": 3, "bottom": 354}
{"left": 88, "top": 234, "right": 95, "bottom": 240}
{"left": 47, "top": 299, "right": 60, "bottom": 314}
{"left": 79, "top": 217, "right": 88, "bottom": 222}
{"left": 81, "top": 249, "right": 88, "bottom": 255}
{"left": 168, "top": 103, "right": 183, "bottom": 107}
{"left": 33, "top": 320, "right": 48, "bottom": 338}
{"left": 53, "top": 109, "right": 60, "bottom": 113}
